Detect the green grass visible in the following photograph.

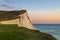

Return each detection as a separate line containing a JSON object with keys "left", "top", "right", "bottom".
{"left": 0, "top": 10, "right": 26, "bottom": 21}
{"left": 0, "top": 24, "right": 56, "bottom": 40}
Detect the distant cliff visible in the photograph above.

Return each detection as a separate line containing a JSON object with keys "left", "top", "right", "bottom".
{"left": 0, "top": 10, "right": 36, "bottom": 30}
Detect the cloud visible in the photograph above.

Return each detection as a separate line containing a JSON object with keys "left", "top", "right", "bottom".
{"left": 4, "top": 0, "right": 17, "bottom": 3}
{"left": 0, "top": 4, "right": 15, "bottom": 9}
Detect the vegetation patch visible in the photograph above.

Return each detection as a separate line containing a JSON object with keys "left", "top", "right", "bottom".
{"left": 0, "top": 10, "right": 26, "bottom": 21}
{"left": 0, "top": 24, "right": 57, "bottom": 40}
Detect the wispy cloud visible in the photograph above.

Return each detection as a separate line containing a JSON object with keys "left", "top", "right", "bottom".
{"left": 4, "top": 0, "right": 17, "bottom": 3}
{"left": 0, "top": 0, "right": 17, "bottom": 9}
{"left": 0, "top": 0, "right": 20, "bottom": 10}
{"left": 0, "top": 4, "right": 15, "bottom": 9}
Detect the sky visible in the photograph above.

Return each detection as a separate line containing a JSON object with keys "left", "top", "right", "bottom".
{"left": 0, "top": 0, "right": 60, "bottom": 24}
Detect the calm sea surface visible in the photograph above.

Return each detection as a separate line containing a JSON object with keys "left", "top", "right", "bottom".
{"left": 34, "top": 24, "right": 60, "bottom": 40}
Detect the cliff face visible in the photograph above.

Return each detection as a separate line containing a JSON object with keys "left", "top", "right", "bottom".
{"left": 18, "top": 12, "right": 36, "bottom": 30}
{"left": 0, "top": 10, "right": 36, "bottom": 30}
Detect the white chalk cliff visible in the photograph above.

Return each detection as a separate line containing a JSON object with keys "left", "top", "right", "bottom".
{"left": 0, "top": 10, "right": 36, "bottom": 30}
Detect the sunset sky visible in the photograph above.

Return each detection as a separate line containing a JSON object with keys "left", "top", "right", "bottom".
{"left": 0, "top": 0, "right": 60, "bottom": 24}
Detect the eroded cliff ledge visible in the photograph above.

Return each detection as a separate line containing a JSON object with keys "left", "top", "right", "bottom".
{"left": 0, "top": 10, "right": 36, "bottom": 30}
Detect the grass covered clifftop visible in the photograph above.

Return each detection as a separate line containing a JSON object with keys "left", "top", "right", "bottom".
{"left": 0, "top": 24, "right": 57, "bottom": 40}
{"left": 0, "top": 10, "right": 26, "bottom": 21}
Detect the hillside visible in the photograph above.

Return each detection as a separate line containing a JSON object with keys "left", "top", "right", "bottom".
{"left": 0, "top": 24, "right": 57, "bottom": 40}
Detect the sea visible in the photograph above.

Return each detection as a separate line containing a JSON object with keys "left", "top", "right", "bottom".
{"left": 34, "top": 24, "right": 60, "bottom": 40}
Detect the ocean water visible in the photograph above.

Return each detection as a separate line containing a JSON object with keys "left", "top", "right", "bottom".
{"left": 34, "top": 24, "right": 60, "bottom": 40}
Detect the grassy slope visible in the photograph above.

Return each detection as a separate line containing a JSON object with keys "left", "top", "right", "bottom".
{"left": 0, "top": 24, "right": 56, "bottom": 40}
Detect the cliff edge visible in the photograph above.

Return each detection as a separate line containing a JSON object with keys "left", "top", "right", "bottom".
{"left": 0, "top": 10, "right": 36, "bottom": 30}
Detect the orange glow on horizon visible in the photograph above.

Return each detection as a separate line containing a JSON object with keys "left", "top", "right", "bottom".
{"left": 30, "top": 16, "right": 60, "bottom": 24}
